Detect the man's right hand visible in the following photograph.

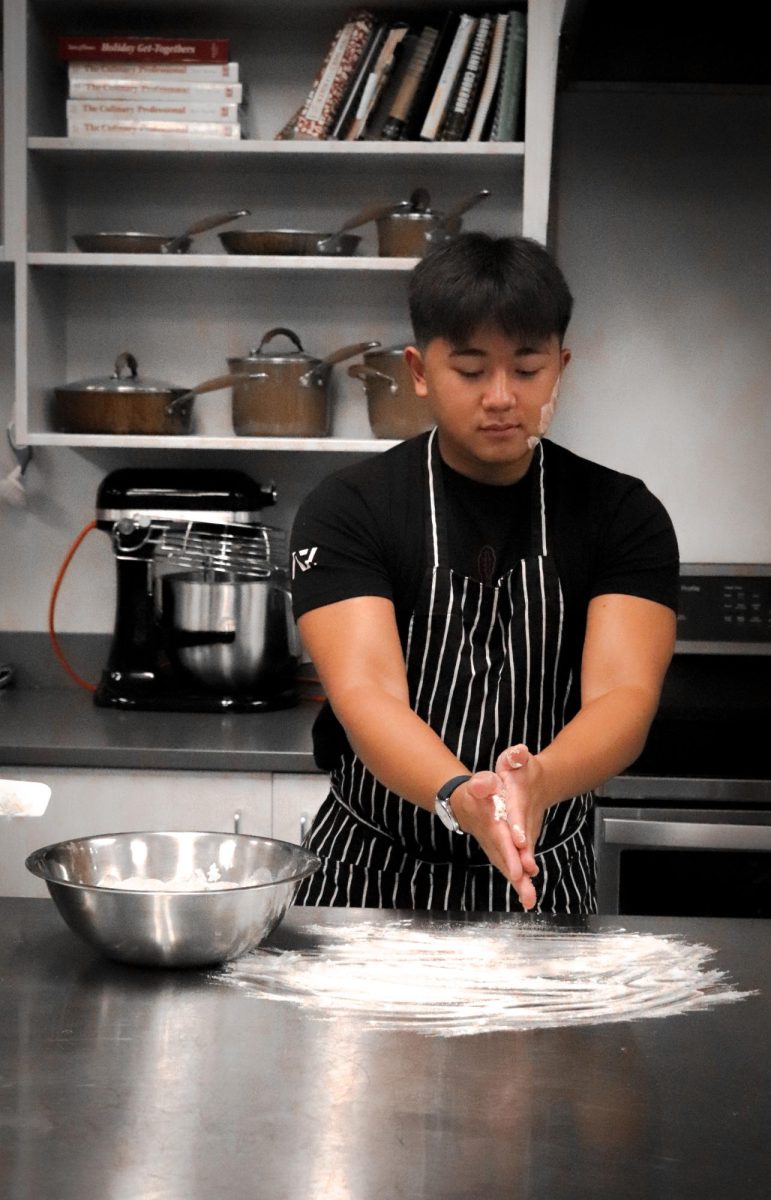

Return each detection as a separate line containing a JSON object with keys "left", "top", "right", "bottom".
{"left": 451, "top": 772, "right": 539, "bottom": 911}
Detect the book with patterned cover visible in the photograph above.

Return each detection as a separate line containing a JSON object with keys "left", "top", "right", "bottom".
{"left": 294, "top": 9, "right": 377, "bottom": 140}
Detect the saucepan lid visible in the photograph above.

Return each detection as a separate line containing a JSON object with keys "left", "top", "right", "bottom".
{"left": 56, "top": 352, "right": 186, "bottom": 395}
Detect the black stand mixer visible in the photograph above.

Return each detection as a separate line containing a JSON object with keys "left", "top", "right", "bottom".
{"left": 95, "top": 468, "right": 301, "bottom": 712}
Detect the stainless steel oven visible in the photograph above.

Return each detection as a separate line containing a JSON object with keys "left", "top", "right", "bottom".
{"left": 594, "top": 565, "right": 771, "bottom": 918}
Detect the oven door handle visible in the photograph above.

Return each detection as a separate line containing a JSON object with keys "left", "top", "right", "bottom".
{"left": 601, "top": 817, "right": 771, "bottom": 851}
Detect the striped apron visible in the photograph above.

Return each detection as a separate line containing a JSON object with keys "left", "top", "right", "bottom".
{"left": 295, "top": 432, "right": 596, "bottom": 913}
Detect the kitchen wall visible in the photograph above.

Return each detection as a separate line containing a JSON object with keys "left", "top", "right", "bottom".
{"left": 0, "top": 85, "right": 769, "bottom": 636}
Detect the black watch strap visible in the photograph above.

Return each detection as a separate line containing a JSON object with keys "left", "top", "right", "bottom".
{"left": 436, "top": 775, "right": 472, "bottom": 804}
{"left": 434, "top": 774, "right": 472, "bottom": 834}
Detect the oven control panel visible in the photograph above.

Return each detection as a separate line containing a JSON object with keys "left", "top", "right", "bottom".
{"left": 677, "top": 565, "right": 771, "bottom": 652}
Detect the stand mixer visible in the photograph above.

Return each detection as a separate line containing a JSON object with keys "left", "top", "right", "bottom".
{"left": 95, "top": 468, "right": 301, "bottom": 712}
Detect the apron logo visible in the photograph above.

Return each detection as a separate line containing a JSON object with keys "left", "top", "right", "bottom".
{"left": 292, "top": 546, "right": 318, "bottom": 576}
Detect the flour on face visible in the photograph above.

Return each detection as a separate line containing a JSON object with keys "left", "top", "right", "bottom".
{"left": 527, "top": 376, "right": 561, "bottom": 450}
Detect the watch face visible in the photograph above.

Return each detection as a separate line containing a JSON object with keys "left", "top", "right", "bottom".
{"left": 434, "top": 797, "right": 459, "bottom": 833}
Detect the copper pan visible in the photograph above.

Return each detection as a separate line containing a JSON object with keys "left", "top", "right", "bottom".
{"left": 73, "top": 209, "right": 250, "bottom": 254}
{"left": 218, "top": 200, "right": 409, "bottom": 257}
{"left": 51, "top": 352, "right": 265, "bottom": 436}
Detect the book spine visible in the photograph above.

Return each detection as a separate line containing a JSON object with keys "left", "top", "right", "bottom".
{"left": 329, "top": 23, "right": 386, "bottom": 140}
{"left": 57, "top": 36, "right": 230, "bottom": 64}
{"left": 344, "top": 23, "right": 409, "bottom": 142}
{"left": 67, "top": 61, "right": 239, "bottom": 82}
{"left": 66, "top": 117, "right": 241, "bottom": 139}
{"left": 66, "top": 99, "right": 240, "bottom": 123}
{"left": 491, "top": 11, "right": 527, "bottom": 142}
{"left": 466, "top": 12, "right": 508, "bottom": 142}
{"left": 419, "top": 14, "right": 477, "bottom": 142}
{"left": 68, "top": 80, "right": 243, "bottom": 103}
{"left": 438, "top": 15, "right": 493, "bottom": 142}
{"left": 295, "top": 10, "right": 377, "bottom": 140}
{"left": 379, "top": 27, "right": 438, "bottom": 141}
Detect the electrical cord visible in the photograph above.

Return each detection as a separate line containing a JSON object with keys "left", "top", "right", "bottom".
{"left": 48, "top": 521, "right": 98, "bottom": 692}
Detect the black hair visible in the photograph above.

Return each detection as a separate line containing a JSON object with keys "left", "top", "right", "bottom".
{"left": 408, "top": 232, "right": 574, "bottom": 349}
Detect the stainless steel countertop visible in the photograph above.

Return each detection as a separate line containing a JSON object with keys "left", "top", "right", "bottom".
{"left": 1, "top": 900, "right": 768, "bottom": 1200}
{"left": 0, "top": 687, "right": 319, "bottom": 772}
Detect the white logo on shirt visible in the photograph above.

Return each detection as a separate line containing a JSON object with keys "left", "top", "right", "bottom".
{"left": 292, "top": 546, "right": 318, "bottom": 577}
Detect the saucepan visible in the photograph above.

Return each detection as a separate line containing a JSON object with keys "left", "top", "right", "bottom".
{"left": 217, "top": 200, "right": 410, "bottom": 257}
{"left": 222, "top": 327, "right": 380, "bottom": 436}
{"left": 348, "top": 344, "right": 434, "bottom": 439}
{"left": 73, "top": 209, "right": 251, "bottom": 254}
{"left": 50, "top": 352, "right": 267, "bottom": 436}
{"left": 376, "top": 188, "right": 492, "bottom": 257}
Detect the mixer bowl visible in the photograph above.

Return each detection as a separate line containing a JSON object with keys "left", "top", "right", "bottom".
{"left": 162, "top": 570, "right": 302, "bottom": 693}
{"left": 26, "top": 830, "right": 320, "bottom": 967}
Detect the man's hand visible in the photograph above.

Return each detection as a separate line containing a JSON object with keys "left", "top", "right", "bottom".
{"left": 493, "top": 744, "right": 547, "bottom": 878}
{"left": 451, "top": 769, "right": 540, "bottom": 911}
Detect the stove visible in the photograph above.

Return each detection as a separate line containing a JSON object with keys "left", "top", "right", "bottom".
{"left": 594, "top": 565, "right": 771, "bottom": 917}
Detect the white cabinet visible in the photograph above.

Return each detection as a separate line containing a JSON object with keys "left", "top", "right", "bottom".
{"left": 2, "top": 0, "right": 568, "bottom": 452}
{"left": 0, "top": 764, "right": 327, "bottom": 896}
{"left": 272, "top": 771, "right": 327, "bottom": 845}
{"left": 0, "top": 766, "right": 273, "bottom": 896}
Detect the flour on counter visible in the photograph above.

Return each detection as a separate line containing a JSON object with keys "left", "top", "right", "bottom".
{"left": 214, "top": 921, "right": 754, "bottom": 1036}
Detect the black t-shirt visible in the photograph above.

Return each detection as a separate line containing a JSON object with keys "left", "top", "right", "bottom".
{"left": 291, "top": 435, "right": 679, "bottom": 766}
{"left": 291, "top": 434, "right": 679, "bottom": 628}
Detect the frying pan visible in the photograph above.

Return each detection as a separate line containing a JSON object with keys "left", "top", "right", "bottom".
{"left": 73, "top": 209, "right": 251, "bottom": 254}
{"left": 218, "top": 200, "right": 410, "bottom": 257}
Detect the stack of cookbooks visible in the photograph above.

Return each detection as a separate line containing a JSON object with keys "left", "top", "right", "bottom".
{"left": 58, "top": 35, "right": 244, "bottom": 140}
{"left": 276, "top": 7, "right": 526, "bottom": 143}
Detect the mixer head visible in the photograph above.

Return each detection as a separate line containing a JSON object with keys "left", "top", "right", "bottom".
{"left": 96, "top": 468, "right": 285, "bottom": 576}
{"left": 96, "top": 468, "right": 277, "bottom": 526}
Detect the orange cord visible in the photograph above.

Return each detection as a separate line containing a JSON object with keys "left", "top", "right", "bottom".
{"left": 48, "top": 521, "right": 99, "bottom": 692}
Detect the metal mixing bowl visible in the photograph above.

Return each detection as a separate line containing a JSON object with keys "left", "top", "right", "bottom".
{"left": 25, "top": 830, "right": 319, "bottom": 968}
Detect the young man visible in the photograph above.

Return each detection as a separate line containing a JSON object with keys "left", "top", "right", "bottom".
{"left": 290, "top": 233, "right": 679, "bottom": 913}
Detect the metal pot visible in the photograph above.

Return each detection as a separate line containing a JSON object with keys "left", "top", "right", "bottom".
{"left": 218, "top": 200, "right": 408, "bottom": 257}
{"left": 376, "top": 189, "right": 492, "bottom": 257}
{"left": 227, "top": 327, "right": 380, "bottom": 437}
{"left": 51, "top": 352, "right": 264, "bottom": 436}
{"left": 73, "top": 209, "right": 251, "bottom": 254}
{"left": 162, "top": 570, "right": 302, "bottom": 693}
{"left": 348, "top": 345, "right": 434, "bottom": 439}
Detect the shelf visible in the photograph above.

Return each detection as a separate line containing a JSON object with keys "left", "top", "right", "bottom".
{"left": 29, "top": 137, "right": 525, "bottom": 158}
{"left": 28, "top": 253, "right": 417, "bottom": 270}
{"left": 8, "top": 0, "right": 565, "bottom": 457}
{"left": 24, "top": 432, "right": 399, "bottom": 452}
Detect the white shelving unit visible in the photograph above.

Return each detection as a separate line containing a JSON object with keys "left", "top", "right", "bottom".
{"left": 3, "top": 0, "right": 568, "bottom": 453}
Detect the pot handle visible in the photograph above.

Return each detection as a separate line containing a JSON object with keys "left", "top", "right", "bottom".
{"left": 166, "top": 371, "right": 268, "bottom": 414}
{"left": 163, "top": 209, "right": 251, "bottom": 254}
{"left": 112, "top": 351, "right": 139, "bottom": 380}
{"left": 347, "top": 363, "right": 400, "bottom": 395}
{"left": 257, "top": 327, "right": 305, "bottom": 355}
{"left": 430, "top": 189, "right": 492, "bottom": 240}
{"left": 316, "top": 199, "right": 412, "bottom": 251}
{"left": 300, "top": 340, "right": 381, "bottom": 388}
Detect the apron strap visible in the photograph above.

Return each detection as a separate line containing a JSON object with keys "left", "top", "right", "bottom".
{"left": 426, "top": 432, "right": 549, "bottom": 567}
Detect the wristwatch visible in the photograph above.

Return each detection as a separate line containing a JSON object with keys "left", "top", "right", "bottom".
{"left": 433, "top": 774, "right": 472, "bottom": 833}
